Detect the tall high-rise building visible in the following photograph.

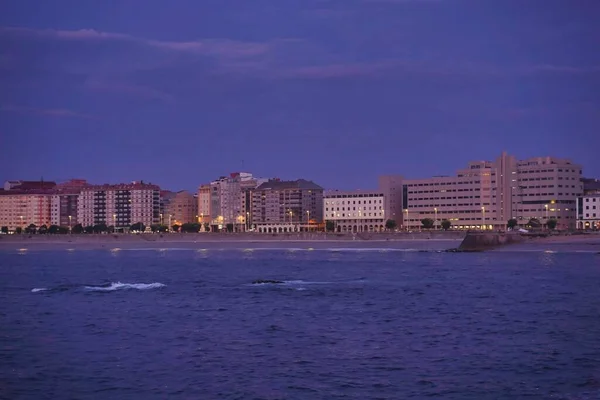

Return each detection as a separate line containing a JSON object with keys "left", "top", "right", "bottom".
{"left": 250, "top": 179, "right": 324, "bottom": 233}
{"left": 78, "top": 182, "right": 160, "bottom": 229}
{"left": 403, "top": 152, "right": 583, "bottom": 230}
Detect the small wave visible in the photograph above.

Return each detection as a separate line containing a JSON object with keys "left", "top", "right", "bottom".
{"left": 31, "top": 288, "right": 48, "bottom": 293}
{"left": 84, "top": 282, "right": 166, "bottom": 292}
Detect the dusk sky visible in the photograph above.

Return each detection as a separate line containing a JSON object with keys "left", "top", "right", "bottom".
{"left": 1, "top": 0, "right": 598, "bottom": 191}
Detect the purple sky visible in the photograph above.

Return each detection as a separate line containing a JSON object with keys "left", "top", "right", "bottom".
{"left": 1, "top": 0, "right": 598, "bottom": 192}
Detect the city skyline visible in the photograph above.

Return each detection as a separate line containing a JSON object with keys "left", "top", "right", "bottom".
{"left": 1, "top": 0, "right": 599, "bottom": 190}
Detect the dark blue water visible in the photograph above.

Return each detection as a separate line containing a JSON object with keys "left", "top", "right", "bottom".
{"left": 1, "top": 248, "right": 600, "bottom": 399}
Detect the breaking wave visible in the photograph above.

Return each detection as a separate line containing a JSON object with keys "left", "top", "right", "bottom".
{"left": 84, "top": 282, "right": 166, "bottom": 292}
{"left": 31, "top": 288, "right": 48, "bottom": 293}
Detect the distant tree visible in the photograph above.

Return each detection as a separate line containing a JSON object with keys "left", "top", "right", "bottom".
{"left": 385, "top": 219, "right": 397, "bottom": 231}
{"left": 421, "top": 218, "right": 434, "bottom": 229}
{"left": 15, "top": 227, "right": 22, "bottom": 234}
{"left": 57, "top": 226, "right": 69, "bottom": 234}
{"left": 150, "top": 224, "right": 160, "bottom": 233}
{"left": 203, "top": 223, "right": 210, "bottom": 232}
{"left": 1, "top": 226, "right": 9, "bottom": 234}
{"left": 130, "top": 222, "right": 146, "bottom": 232}
{"left": 84, "top": 225, "right": 94, "bottom": 234}
{"left": 507, "top": 219, "right": 518, "bottom": 230}
{"left": 441, "top": 219, "right": 451, "bottom": 231}
{"left": 25, "top": 224, "right": 37, "bottom": 234}
{"left": 93, "top": 224, "right": 108, "bottom": 233}
{"left": 172, "top": 224, "right": 180, "bottom": 232}
{"left": 547, "top": 218, "right": 558, "bottom": 230}
{"left": 38, "top": 224, "right": 48, "bottom": 234}
{"left": 181, "top": 222, "right": 201, "bottom": 233}
{"left": 325, "top": 221, "right": 335, "bottom": 232}
{"left": 72, "top": 224, "right": 84, "bottom": 234}
{"left": 226, "top": 223, "right": 234, "bottom": 232}
{"left": 107, "top": 225, "right": 115, "bottom": 233}
{"left": 48, "top": 225, "right": 60, "bottom": 234}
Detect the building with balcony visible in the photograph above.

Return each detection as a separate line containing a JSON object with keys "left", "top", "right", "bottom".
{"left": 250, "top": 179, "right": 323, "bottom": 233}
{"left": 198, "top": 172, "right": 267, "bottom": 231}
{"left": 78, "top": 181, "right": 160, "bottom": 229}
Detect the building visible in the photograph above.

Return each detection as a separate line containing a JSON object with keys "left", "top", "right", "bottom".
{"left": 165, "top": 190, "right": 198, "bottom": 226}
{"left": 78, "top": 181, "right": 160, "bottom": 229}
{"left": 0, "top": 180, "right": 57, "bottom": 230}
{"left": 197, "top": 185, "right": 211, "bottom": 226}
{"left": 403, "top": 152, "right": 583, "bottom": 230}
{"left": 577, "top": 194, "right": 600, "bottom": 230}
{"left": 324, "top": 190, "right": 386, "bottom": 232}
{"left": 159, "top": 190, "right": 176, "bottom": 226}
{"left": 198, "top": 172, "right": 267, "bottom": 231}
{"left": 50, "top": 179, "right": 89, "bottom": 228}
{"left": 250, "top": 179, "right": 324, "bottom": 233}
{"left": 582, "top": 178, "right": 600, "bottom": 195}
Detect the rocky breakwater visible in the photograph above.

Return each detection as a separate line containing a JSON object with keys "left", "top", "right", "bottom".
{"left": 450, "top": 231, "right": 524, "bottom": 252}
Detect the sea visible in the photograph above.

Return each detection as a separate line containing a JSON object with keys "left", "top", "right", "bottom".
{"left": 1, "top": 246, "right": 599, "bottom": 399}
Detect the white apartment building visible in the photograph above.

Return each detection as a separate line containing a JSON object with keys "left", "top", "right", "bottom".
{"left": 78, "top": 182, "right": 160, "bottom": 229}
{"left": 404, "top": 152, "right": 583, "bottom": 230}
{"left": 324, "top": 190, "right": 386, "bottom": 232}
{"left": 198, "top": 172, "right": 267, "bottom": 231}
{"left": 577, "top": 194, "right": 600, "bottom": 230}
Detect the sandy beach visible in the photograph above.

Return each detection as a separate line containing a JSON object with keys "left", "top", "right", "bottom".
{"left": 1, "top": 231, "right": 599, "bottom": 252}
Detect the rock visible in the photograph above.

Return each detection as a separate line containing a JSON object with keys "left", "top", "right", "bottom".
{"left": 252, "top": 279, "right": 284, "bottom": 284}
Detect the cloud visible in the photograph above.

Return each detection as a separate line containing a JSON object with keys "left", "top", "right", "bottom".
{"left": 1, "top": 105, "right": 95, "bottom": 119}
{"left": 0, "top": 27, "right": 273, "bottom": 60}
{"left": 83, "top": 78, "right": 174, "bottom": 103}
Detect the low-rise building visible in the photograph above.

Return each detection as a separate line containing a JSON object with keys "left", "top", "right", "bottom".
{"left": 577, "top": 194, "right": 600, "bottom": 230}
{"left": 324, "top": 190, "right": 386, "bottom": 232}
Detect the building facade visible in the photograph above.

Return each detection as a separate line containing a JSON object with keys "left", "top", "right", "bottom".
{"left": 403, "top": 152, "right": 583, "bottom": 230}
{"left": 165, "top": 190, "right": 198, "bottom": 226}
{"left": 198, "top": 172, "right": 267, "bottom": 231}
{"left": 0, "top": 181, "right": 57, "bottom": 230}
{"left": 78, "top": 182, "right": 160, "bottom": 229}
{"left": 250, "top": 179, "right": 323, "bottom": 233}
{"left": 324, "top": 190, "right": 385, "bottom": 232}
{"left": 50, "top": 179, "right": 89, "bottom": 227}
{"left": 577, "top": 194, "right": 600, "bottom": 230}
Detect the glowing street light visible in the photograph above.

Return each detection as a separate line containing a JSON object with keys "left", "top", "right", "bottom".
{"left": 434, "top": 207, "right": 438, "bottom": 229}
{"left": 404, "top": 209, "right": 409, "bottom": 231}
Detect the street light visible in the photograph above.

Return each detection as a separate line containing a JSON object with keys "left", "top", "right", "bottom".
{"left": 68, "top": 215, "right": 72, "bottom": 233}
{"left": 20, "top": 215, "right": 23, "bottom": 232}
{"left": 246, "top": 211, "right": 250, "bottom": 232}
{"left": 404, "top": 209, "right": 409, "bottom": 231}
{"left": 434, "top": 207, "right": 438, "bottom": 230}
{"left": 544, "top": 204, "right": 549, "bottom": 220}
{"left": 306, "top": 210, "right": 310, "bottom": 231}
